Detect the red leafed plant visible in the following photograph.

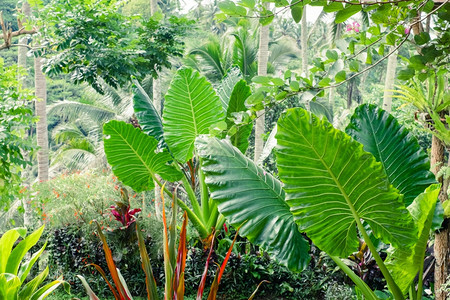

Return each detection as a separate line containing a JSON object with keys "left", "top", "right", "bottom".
{"left": 77, "top": 184, "right": 259, "bottom": 300}
{"left": 110, "top": 188, "right": 141, "bottom": 227}
{"left": 110, "top": 202, "right": 141, "bottom": 227}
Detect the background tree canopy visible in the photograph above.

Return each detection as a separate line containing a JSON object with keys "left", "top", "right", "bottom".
{"left": 38, "top": 0, "right": 192, "bottom": 93}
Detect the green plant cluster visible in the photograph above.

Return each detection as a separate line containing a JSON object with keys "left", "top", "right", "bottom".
{"left": 0, "top": 58, "right": 36, "bottom": 209}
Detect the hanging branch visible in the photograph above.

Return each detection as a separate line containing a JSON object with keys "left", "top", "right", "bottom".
{"left": 242, "top": 0, "right": 418, "bottom": 20}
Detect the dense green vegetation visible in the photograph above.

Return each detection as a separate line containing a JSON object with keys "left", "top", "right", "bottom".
{"left": 0, "top": 0, "right": 449, "bottom": 299}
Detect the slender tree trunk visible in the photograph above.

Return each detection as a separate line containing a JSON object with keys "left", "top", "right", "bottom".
{"left": 301, "top": 7, "right": 308, "bottom": 76}
{"left": 347, "top": 80, "right": 353, "bottom": 109}
{"left": 18, "top": 1, "right": 32, "bottom": 228}
{"left": 17, "top": 2, "right": 30, "bottom": 80}
{"left": 150, "top": 0, "right": 163, "bottom": 219}
{"left": 34, "top": 56, "right": 49, "bottom": 182}
{"left": 253, "top": 3, "right": 270, "bottom": 163}
{"left": 382, "top": 49, "right": 398, "bottom": 113}
{"left": 433, "top": 131, "right": 449, "bottom": 300}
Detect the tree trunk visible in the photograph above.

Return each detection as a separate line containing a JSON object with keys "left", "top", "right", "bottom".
{"left": 347, "top": 80, "right": 353, "bottom": 109}
{"left": 382, "top": 49, "right": 398, "bottom": 113}
{"left": 150, "top": 0, "right": 163, "bottom": 219}
{"left": 254, "top": 5, "right": 269, "bottom": 163}
{"left": 34, "top": 56, "right": 49, "bottom": 182}
{"left": 18, "top": 1, "right": 31, "bottom": 228}
{"left": 301, "top": 7, "right": 308, "bottom": 76}
{"left": 433, "top": 133, "right": 449, "bottom": 300}
{"left": 17, "top": 2, "right": 30, "bottom": 80}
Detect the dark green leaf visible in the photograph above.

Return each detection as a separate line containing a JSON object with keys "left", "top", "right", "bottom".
{"left": 346, "top": 104, "right": 436, "bottom": 206}
{"left": 335, "top": 5, "right": 362, "bottom": 24}
{"left": 132, "top": 79, "right": 167, "bottom": 149}
{"left": 291, "top": 4, "right": 303, "bottom": 23}
{"left": 197, "top": 137, "right": 310, "bottom": 272}
{"left": 276, "top": 108, "right": 416, "bottom": 257}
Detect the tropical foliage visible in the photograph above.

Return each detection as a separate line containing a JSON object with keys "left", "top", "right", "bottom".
{"left": 197, "top": 104, "right": 442, "bottom": 300}
{"left": 0, "top": 58, "right": 36, "bottom": 209}
{"left": 0, "top": 225, "right": 69, "bottom": 299}
{"left": 0, "top": 0, "right": 449, "bottom": 299}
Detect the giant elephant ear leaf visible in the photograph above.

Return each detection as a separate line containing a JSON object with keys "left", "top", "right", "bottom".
{"left": 103, "top": 120, "right": 182, "bottom": 192}
{"left": 385, "top": 184, "right": 441, "bottom": 294}
{"left": 346, "top": 104, "right": 436, "bottom": 206}
{"left": 132, "top": 79, "right": 167, "bottom": 149}
{"left": 163, "top": 68, "right": 224, "bottom": 163}
{"left": 196, "top": 136, "right": 310, "bottom": 272}
{"left": 276, "top": 108, "right": 416, "bottom": 258}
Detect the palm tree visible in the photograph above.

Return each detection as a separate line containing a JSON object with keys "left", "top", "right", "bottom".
{"left": 254, "top": 2, "right": 270, "bottom": 163}
{"left": 34, "top": 56, "right": 49, "bottom": 182}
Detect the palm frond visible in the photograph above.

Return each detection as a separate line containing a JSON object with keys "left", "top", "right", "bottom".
{"left": 48, "top": 101, "right": 117, "bottom": 123}
{"left": 189, "top": 37, "right": 227, "bottom": 81}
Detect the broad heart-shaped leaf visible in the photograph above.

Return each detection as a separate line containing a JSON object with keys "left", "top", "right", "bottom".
{"left": 103, "top": 120, "right": 182, "bottom": 192}
{"left": 276, "top": 108, "right": 416, "bottom": 258}
{"left": 196, "top": 136, "right": 310, "bottom": 272}
{"left": 132, "top": 79, "right": 167, "bottom": 150}
{"left": 385, "top": 184, "right": 441, "bottom": 294}
{"left": 163, "top": 68, "right": 225, "bottom": 163}
{"left": 346, "top": 104, "right": 436, "bottom": 206}
{"left": 226, "top": 80, "right": 252, "bottom": 153}
{"left": 216, "top": 67, "right": 243, "bottom": 113}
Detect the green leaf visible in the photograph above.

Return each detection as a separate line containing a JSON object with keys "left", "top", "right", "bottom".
{"left": 163, "top": 68, "right": 225, "bottom": 162}
{"left": 218, "top": 1, "right": 247, "bottom": 16}
{"left": 136, "top": 223, "right": 159, "bottom": 300}
{"left": 252, "top": 76, "right": 271, "bottom": 85}
{"left": 0, "top": 273, "right": 21, "bottom": 299}
{"left": 378, "top": 44, "right": 385, "bottom": 56}
{"left": 197, "top": 137, "right": 310, "bottom": 272}
{"left": 275, "top": 108, "right": 416, "bottom": 257}
{"left": 29, "top": 277, "right": 67, "bottom": 300}
{"left": 19, "top": 266, "right": 50, "bottom": 299}
{"left": 226, "top": 80, "right": 253, "bottom": 153}
{"left": 318, "top": 78, "right": 331, "bottom": 87}
{"left": 18, "top": 242, "right": 47, "bottom": 282}
{"left": 397, "top": 67, "right": 415, "bottom": 81}
{"left": 217, "top": 68, "right": 243, "bottom": 113}
{"left": 291, "top": 3, "right": 303, "bottom": 23}
{"left": 259, "top": 8, "right": 274, "bottom": 26}
{"left": 335, "top": 5, "right": 362, "bottom": 24}
{"left": 6, "top": 225, "right": 45, "bottom": 275}
{"left": 414, "top": 32, "right": 430, "bottom": 45}
{"left": 385, "top": 184, "right": 441, "bottom": 294}
{"left": 346, "top": 104, "right": 436, "bottom": 206}
{"left": 103, "top": 120, "right": 182, "bottom": 192}
{"left": 335, "top": 70, "right": 346, "bottom": 83}
{"left": 349, "top": 61, "right": 359, "bottom": 72}
{"left": 290, "top": 81, "right": 300, "bottom": 91}
{"left": 132, "top": 79, "right": 167, "bottom": 149}
{"left": 271, "top": 78, "right": 285, "bottom": 86}
{"left": 386, "top": 33, "right": 397, "bottom": 46}
{"left": 238, "top": 0, "right": 255, "bottom": 8}
{"left": 326, "top": 50, "right": 338, "bottom": 62}
{"left": 365, "top": 50, "right": 372, "bottom": 65}
{"left": 0, "top": 228, "right": 23, "bottom": 273}
{"left": 324, "top": 2, "right": 343, "bottom": 13}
